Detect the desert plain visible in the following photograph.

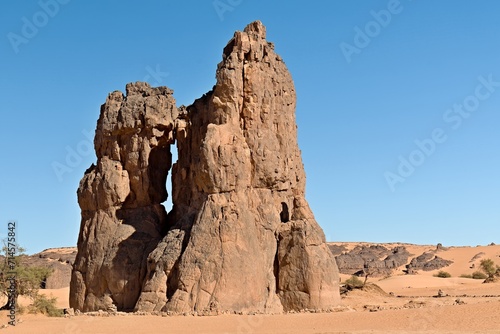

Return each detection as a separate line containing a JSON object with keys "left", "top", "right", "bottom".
{"left": 3, "top": 242, "right": 500, "bottom": 334}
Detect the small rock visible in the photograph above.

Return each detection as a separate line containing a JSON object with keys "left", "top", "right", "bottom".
{"left": 64, "top": 308, "right": 75, "bottom": 316}
{"left": 363, "top": 305, "right": 381, "bottom": 312}
{"left": 107, "top": 304, "right": 117, "bottom": 314}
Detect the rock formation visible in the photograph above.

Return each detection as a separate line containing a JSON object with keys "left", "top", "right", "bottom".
{"left": 70, "top": 83, "right": 178, "bottom": 311}
{"left": 331, "top": 244, "right": 455, "bottom": 277}
{"left": 5, "top": 248, "right": 77, "bottom": 289}
{"left": 405, "top": 252, "right": 453, "bottom": 273}
{"left": 333, "top": 245, "right": 410, "bottom": 276}
{"left": 70, "top": 21, "right": 340, "bottom": 314}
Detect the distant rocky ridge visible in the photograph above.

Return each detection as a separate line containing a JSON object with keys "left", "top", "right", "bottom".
{"left": 405, "top": 251, "right": 453, "bottom": 274}
{"left": 330, "top": 244, "right": 453, "bottom": 276}
{"left": 331, "top": 245, "right": 411, "bottom": 276}
{"left": 70, "top": 21, "right": 340, "bottom": 314}
{"left": 3, "top": 248, "right": 77, "bottom": 289}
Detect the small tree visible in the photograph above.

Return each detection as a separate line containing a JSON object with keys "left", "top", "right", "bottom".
{"left": 480, "top": 259, "right": 499, "bottom": 278}
{"left": 343, "top": 275, "right": 364, "bottom": 290}
{"left": 0, "top": 245, "right": 52, "bottom": 310}
{"left": 479, "top": 259, "right": 500, "bottom": 283}
{"left": 362, "top": 262, "right": 381, "bottom": 286}
{"left": 28, "top": 294, "right": 63, "bottom": 317}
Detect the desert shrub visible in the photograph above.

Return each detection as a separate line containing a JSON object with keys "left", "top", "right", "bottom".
{"left": 472, "top": 271, "right": 488, "bottom": 280}
{"left": 28, "top": 294, "right": 63, "bottom": 317}
{"left": 343, "top": 275, "right": 364, "bottom": 289}
{"left": 460, "top": 274, "right": 472, "bottom": 279}
{"left": 0, "top": 245, "right": 53, "bottom": 310}
{"left": 11, "top": 265, "right": 53, "bottom": 296}
{"left": 480, "top": 259, "right": 499, "bottom": 278}
{"left": 434, "top": 271, "right": 451, "bottom": 278}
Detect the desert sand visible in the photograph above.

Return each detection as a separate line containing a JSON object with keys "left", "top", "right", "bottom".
{"left": 3, "top": 243, "right": 500, "bottom": 333}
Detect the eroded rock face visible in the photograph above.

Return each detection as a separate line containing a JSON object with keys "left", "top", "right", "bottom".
{"left": 70, "top": 21, "right": 340, "bottom": 314}
{"left": 334, "top": 245, "right": 410, "bottom": 276}
{"left": 70, "top": 83, "right": 178, "bottom": 311}
{"left": 10, "top": 248, "right": 76, "bottom": 289}
{"left": 406, "top": 253, "right": 453, "bottom": 273}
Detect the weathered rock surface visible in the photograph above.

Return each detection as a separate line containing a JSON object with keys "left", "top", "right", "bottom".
{"left": 70, "top": 21, "right": 340, "bottom": 314}
{"left": 328, "top": 244, "right": 347, "bottom": 256}
{"left": 406, "top": 252, "right": 453, "bottom": 273}
{"left": 70, "top": 83, "right": 178, "bottom": 311}
{"left": 332, "top": 244, "right": 454, "bottom": 277}
{"left": 334, "top": 245, "right": 410, "bottom": 276}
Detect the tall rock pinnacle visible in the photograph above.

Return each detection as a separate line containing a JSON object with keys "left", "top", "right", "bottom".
{"left": 70, "top": 21, "right": 340, "bottom": 314}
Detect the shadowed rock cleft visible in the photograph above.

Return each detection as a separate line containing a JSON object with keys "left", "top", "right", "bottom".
{"left": 70, "top": 21, "right": 340, "bottom": 314}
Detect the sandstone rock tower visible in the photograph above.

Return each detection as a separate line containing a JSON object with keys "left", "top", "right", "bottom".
{"left": 70, "top": 21, "right": 340, "bottom": 314}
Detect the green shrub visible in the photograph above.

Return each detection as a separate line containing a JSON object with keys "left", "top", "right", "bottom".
{"left": 472, "top": 271, "right": 488, "bottom": 280}
{"left": 343, "top": 275, "right": 364, "bottom": 289}
{"left": 28, "top": 294, "right": 64, "bottom": 317}
{"left": 434, "top": 271, "right": 451, "bottom": 278}
{"left": 480, "top": 259, "right": 499, "bottom": 278}
{"left": 0, "top": 245, "right": 53, "bottom": 310}
{"left": 460, "top": 274, "right": 472, "bottom": 279}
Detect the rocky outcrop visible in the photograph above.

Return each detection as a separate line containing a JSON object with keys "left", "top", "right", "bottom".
{"left": 383, "top": 246, "right": 412, "bottom": 270}
{"left": 70, "top": 21, "right": 340, "bottom": 314}
{"left": 406, "top": 252, "right": 453, "bottom": 273}
{"left": 8, "top": 248, "right": 77, "bottom": 289}
{"left": 35, "top": 248, "right": 76, "bottom": 289}
{"left": 70, "top": 83, "right": 178, "bottom": 311}
{"left": 333, "top": 244, "right": 454, "bottom": 277}
{"left": 328, "top": 244, "right": 347, "bottom": 256}
{"left": 334, "top": 245, "right": 410, "bottom": 276}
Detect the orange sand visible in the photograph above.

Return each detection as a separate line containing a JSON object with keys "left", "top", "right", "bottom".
{"left": 3, "top": 243, "right": 500, "bottom": 333}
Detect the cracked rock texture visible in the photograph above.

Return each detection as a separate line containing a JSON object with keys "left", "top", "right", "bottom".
{"left": 70, "top": 21, "right": 340, "bottom": 314}
{"left": 334, "top": 245, "right": 411, "bottom": 276}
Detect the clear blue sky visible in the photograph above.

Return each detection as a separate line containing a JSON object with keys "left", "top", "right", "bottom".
{"left": 1, "top": 1, "right": 499, "bottom": 254}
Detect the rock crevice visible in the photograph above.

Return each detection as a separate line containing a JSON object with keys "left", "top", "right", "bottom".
{"left": 70, "top": 21, "right": 340, "bottom": 314}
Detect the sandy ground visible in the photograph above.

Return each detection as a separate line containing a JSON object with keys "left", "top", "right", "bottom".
{"left": 3, "top": 243, "right": 500, "bottom": 333}
{"left": 3, "top": 300, "right": 500, "bottom": 334}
